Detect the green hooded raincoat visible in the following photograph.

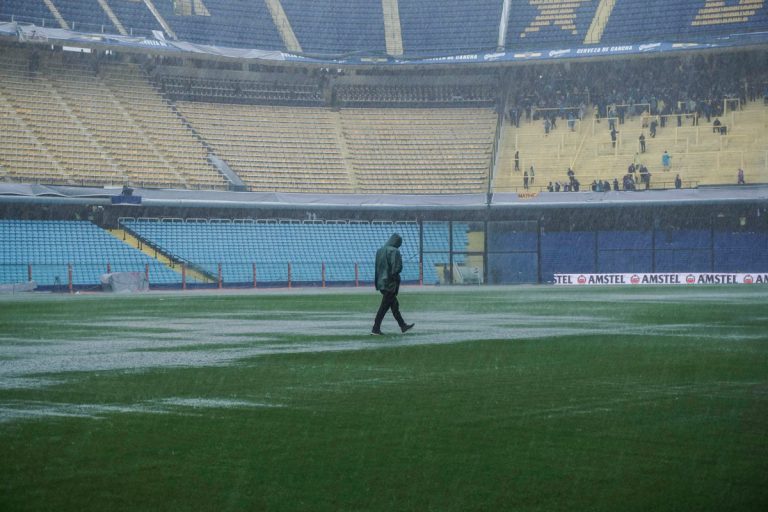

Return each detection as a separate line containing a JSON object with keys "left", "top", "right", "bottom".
{"left": 374, "top": 233, "right": 403, "bottom": 293}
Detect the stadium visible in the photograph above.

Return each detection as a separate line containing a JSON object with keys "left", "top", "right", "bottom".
{"left": 1, "top": 1, "right": 767, "bottom": 510}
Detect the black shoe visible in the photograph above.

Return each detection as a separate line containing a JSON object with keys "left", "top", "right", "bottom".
{"left": 400, "top": 323, "right": 415, "bottom": 333}
{"left": 370, "top": 330, "right": 384, "bottom": 336}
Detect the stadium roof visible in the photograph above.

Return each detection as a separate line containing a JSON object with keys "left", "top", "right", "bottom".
{"left": 1, "top": 183, "right": 765, "bottom": 211}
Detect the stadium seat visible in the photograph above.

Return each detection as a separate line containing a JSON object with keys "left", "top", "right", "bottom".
{"left": 120, "top": 219, "right": 473, "bottom": 286}
{"left": 0, "top": 220, "right": 185, "bottom": 287}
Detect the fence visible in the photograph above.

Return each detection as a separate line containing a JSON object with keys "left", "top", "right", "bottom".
{"left": 1, "top": 260, "right": 424, "bottom": 292}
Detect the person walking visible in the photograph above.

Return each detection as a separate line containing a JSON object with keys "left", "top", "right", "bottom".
{"left": 371, "top": 233, "right": 414, "bottom": 335}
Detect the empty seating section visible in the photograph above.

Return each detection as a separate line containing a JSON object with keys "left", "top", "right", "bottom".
{"left": 1, "top": 0, "right": 284, "bottom": 48}
{"left": 0, "top": 220, "right": 182, "bottom": 286}
{"left": 0, "top": 50, "right": 225, "bottom": 189}
{"left": 507, "top": 0, "right": 599, "bottom": 48}
{"left": 45, "top": 59, "right": 189, "bottom": 188}
{"left": 336, "top": 84, "right": 497, "bottom": 107}
{"left": 159, "top": 75, "right": 323, "bottom": 105}
{"left": 0, "top": 0, "right": 156, "bottom": 36}
{"left": 106, "top": 0, "right": 161, "bottom": 36}
{"left": 53, "top": 0, "right": 114, "bottom": 34}
{"left": 0, "top": 46, "right": 496, "bottom": 194}
{"left": 99, "top": 64, "right": 228, "bottom": 189}
{"left": 280, "top": 0, "right": 386, "bottom": 54}
{"left": 689, "top": 0, "right": 767, "bottom": 34}
{"left": 2, "top": 1, "right": 768, "bottom": 55}
{"left": 603, "top": 0, "right": 693, "bottom": 42}
{"left": 602, "top": 0, "right": 768, "bottom": 44}
{"left": 0, "top": 0, "right": 53, "bottom": 25}
{"left": 152, "top": 0, "right": 284, "bottom": 50}
{"left": 398, "top": 0, "right": 502, "bottom": 55}
{"left": 505, "top": 1, "right": 768, "bottom": 48}
{"left": 177, "top": 102, "right": 353, "bottom": 193}
{"left": 121, "top": 219, "right": 471, "bottom": 285}
{"left": 0, "top": 52, "right": 122, "bottom": 185}
{"left": 0, "top": 83, "right": 66, "bottom": 184}
{"left": 340, "top": 108, "right": 497, "bottom": 194}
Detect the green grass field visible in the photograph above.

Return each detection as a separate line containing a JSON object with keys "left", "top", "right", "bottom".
{"left": 1, "top": 286, "right": 767, "bottom": 511}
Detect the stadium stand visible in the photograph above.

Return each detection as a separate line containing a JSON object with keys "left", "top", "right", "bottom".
{"left": 506, "top": 0, "right": 600, "bottom": 48}
{"left": 1, "top": 215, "right": 760, "bottom": 289}
{"left": 340, "top": 107, "right": 497, "bottom": 194}
{"left": 99, "top": 63, "right": 228, "bottom": 190}
{"left": 0, "top": 220, "right": 184, "bottom": 287}
{"left": 115, "top": 218, "right": 767, "bottom": 285}
{"left": 176, "top": 102, "right": 354, "bottom": 193}
{"left": 0, "top": 45, "right": 500, "bottom": 194}
{"left": 279, "top": 0, "right": 387, "bottom": 55}
{"left": 0, "top": 3, "right": 765, "bottom": 292}
{"left": 105, "top": 0, "right": 163, "bottom": 37}
{"left": 0, "top": 0, "right": 150, "bottom": 35}
{"left": 1, "top": 42, "right": 765, "bottom": 194}
{"left": 496, "top": 99, "right": 768, "bottom": 191}
{"left": 120, "top": 218, "right": 471, "bottom": 286}
{"left": 690, "top": 0, "right": 768, "bottom": 33}
{"left": 0, "top": 51, "right": 123, "bottom": 186}
{"left": 53, "top": 0, "right": 114, "bottom": 34}
{"left": 398, "top": 0, "right": 502, "bottom": 55}
{"left": 0, "top": 80, "right": 69, "bottom": 184}
{"left": 2, "top": 1, "right": 768, "bottom": 54}
{"left": 335, "top": 84, "right": 497, "bottom": 107}
{"left": 0, "top": 49, "right": 226, "bottom": 189}
{"left": 0, "top": 0, "right": 55, "bottom": 27}
{"left": 152, "top": 0, "right": 285, "bottom": 50}
{"left": 495, "top": 53, "right": 768, "bottom": 191}
{"left": 602, "top": 0, "right": 768, "bottom": 44}
{"left": 157, "top": 73, "right": 323, "bottom": 106}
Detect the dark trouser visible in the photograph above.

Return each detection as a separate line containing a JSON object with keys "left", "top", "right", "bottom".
{"left": 373, "top": 290, "right": 405, "bottom": 331}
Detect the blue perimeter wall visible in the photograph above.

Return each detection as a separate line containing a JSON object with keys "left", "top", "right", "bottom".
{"left": 489, "top": 229, "right": 768, "bottom": 283}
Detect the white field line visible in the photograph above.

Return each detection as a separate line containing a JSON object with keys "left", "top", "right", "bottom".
{"left": 0, "top": 397, "right": 284, "bottom": 423}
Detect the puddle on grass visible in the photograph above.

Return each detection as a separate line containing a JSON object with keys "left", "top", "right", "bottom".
{"left": 1, "top": 288, "right": 764, "bottom": 423}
